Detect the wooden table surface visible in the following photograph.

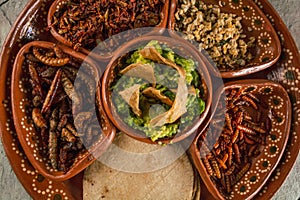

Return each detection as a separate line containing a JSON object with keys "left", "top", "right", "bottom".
{"left": 0, "top": 0, "right": 299, "bottom": 199}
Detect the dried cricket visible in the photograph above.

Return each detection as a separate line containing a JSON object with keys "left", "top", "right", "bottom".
{"left": 52, "top": 0, "right": 165, "bottom": 52}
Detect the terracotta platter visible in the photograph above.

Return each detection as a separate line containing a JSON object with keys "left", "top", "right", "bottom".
{"left": 0, "top": 0, "right": 299, "bottom": 199}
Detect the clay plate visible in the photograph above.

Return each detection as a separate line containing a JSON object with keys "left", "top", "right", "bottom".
{"left": 168, "top": 0, "right": 281, "bottom": 78}
{"left": 0, "top": 0, "right": 299, "bottom": 199}
{"left": 11, "top": 41, "right": 116, "bottom": 181}
{"left": 47, "top": 0, "right": 170, "bottom": 61}
{"left": 101, "top": 35, "right": 213, "bottom": 144}
{"left": 190, "top": 79, "right": 291, "bottom": 200}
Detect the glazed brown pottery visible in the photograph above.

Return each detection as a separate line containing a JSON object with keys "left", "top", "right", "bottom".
{"left": 47, "top": 0, "right": 170, "bottom": 61}
{"left": 101, "top": 35, "right": 213, "bottom": 144}
{"left": 190, "top": 79, "right": 291, "bottom": 200}
{"left": 0, "top": 0, "right": 299, "bottom": 199}
{"left": 168, "top": 0, "right": 281, "bottom": 78}
{"left": 11, "top": 41, "right": 116, "bottom": 181}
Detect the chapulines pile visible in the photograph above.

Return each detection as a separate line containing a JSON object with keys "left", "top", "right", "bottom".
{"left": 52, "top": 0, "right": 165, "bottom": 51}
{"left": 26, "top": 45, "right": 102, "bottom": 172}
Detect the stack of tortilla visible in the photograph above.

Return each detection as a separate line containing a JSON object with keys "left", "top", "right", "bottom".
{"left": 83, "top": 133, "right": 200, "bottom": 199}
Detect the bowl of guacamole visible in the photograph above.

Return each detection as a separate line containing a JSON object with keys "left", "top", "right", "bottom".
{"left": 102, "top": 36, "right": 212, "bottom": 144}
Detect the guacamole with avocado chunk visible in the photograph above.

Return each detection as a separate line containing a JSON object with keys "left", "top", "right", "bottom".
{"left": 110, "top": 41, "right": 206, "bottom": 141}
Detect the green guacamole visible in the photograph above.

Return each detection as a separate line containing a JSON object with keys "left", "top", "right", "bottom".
{"left": 111, "top": 41, "right": 206, "bottom": 141}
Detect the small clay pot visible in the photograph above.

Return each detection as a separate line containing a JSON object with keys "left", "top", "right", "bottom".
{"left": 190, "top": 79, "right": 291, "bottom": 200}
{"left": 11, "top": 41, "right": 116, "bottom": 181}
{"left": 101, "top": 35, "right": 213, "bottom": 144}
{"left": 168, "top": 0, "right": 281, "bottom": 78}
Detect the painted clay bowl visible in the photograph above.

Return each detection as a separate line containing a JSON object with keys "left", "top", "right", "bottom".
{"left": 47, "top": 0, "right": 170, "bottom": 61}
{"left": 168, "top": 0, "right": 281, "bottom": 78}
{"left": 101, "top": 35, "right": 213, "bottom": 144}
{"left": 11, "top": 41, "right": 116, "bottom": 181}
{"left": 190, "top": 79, "right": 291, "bottom": 200}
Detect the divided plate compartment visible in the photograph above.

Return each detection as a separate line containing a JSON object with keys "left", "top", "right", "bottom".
{"left": 47, "top": 0, "right": 170, "bottom": 61}
{"left": 190, "top": 79, "right": 291, "bottom": 200}
{"left": 11, "top": 41, "right": 116, "bottom": 181}
{"left": 168, "top": 0, "right": 281, "bottom": 78}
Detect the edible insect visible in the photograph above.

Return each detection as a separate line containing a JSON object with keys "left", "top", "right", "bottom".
{"left": 54, "top": 45, "right": 65, "bottom": 58}
{"left": 49, "top": 108, "right": 59, "bottom": 169}
{"left": 28, "top": 63, "right": 43, "bottom": 97}
{"left": 41, "top": 69, "right": 62, "bottom": 113}
{"left": 203, "top": 158, "right": 213, "bottom": 176}
{"left": 33, "top": 47, "right": 69, "bottom": 67}
{"left": 199, "top": 87, "right": 272, "bottom": 196}
{"left": 62, "top": 72, "right": 80, "bottom": 105}
{"left": 235, "top": 163, "right": 251, "bottom": 183}
{"left": 52, "top": 0, "right": 164, "bottom": 51}
{"left": 25, "top": 44, "right": 102, "bottom": 172}
{"left": 62, "top": 128, "right": 76, "bottom": 143}
{"left": 32, "top": 108, "right": 47, "bottom": 128}
{"left": 211, "top": 158, "right": 221, "bottom": 179}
